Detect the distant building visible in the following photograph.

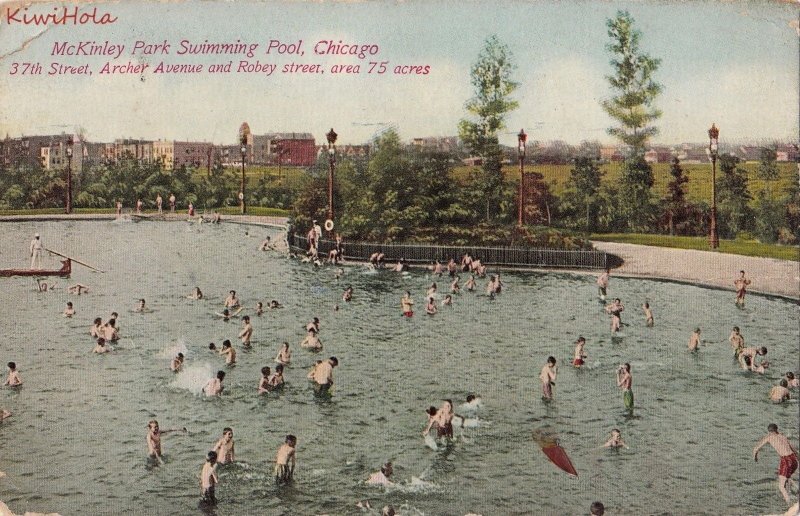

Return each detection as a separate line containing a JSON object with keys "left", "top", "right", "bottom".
{"left": 246, "top": 132, "right": 316, "bottom": 166}
{"left": 411, "top": 136, "right": 459, "bottom": 153}
{"left": 644, "top": 147, "right": 674, "bottom": 163}
{"left": 105, "top": 139, "right": 154, "bottom": 164}
{"left": 0, "top": 134, "right": 86, "bottom": 172}
{"left": 153, "top": 140, "right": 215, "bottom": 170}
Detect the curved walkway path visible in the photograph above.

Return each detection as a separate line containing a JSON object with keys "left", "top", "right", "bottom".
{"left": 2, "top": 214, "right": 796, "bottom": 299}
{"left": 592, "top": 241, "right": 799, "bottom": 300}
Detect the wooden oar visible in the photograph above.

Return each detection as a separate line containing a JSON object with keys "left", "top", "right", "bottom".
{"left": 44, "top": 248, "right": 105, "bottom": 273}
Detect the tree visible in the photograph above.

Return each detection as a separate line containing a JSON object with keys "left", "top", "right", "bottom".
{"left": 458, "top": 35, "right": 519, "bottom": 222}
{"left": 602, "top": 11, "right": 662, "bottom": 232}
{"left": 663, "top": 157, "right": 689, "bottom": 235}
{"left": 602, "top": 10, "right": 663, "bottom": 155}
{"left": 717, "top": 154, "right": 753, "bottom": 238}
{"left": 757, "top": 146, "right": 779, "bottom": 201}
{"left": 565, "top": 157, "right": 604, "bottom": 233}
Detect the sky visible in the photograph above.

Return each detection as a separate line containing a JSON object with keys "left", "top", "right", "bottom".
{"left": 0, "top": 0, "right": 797, "bottom": 147}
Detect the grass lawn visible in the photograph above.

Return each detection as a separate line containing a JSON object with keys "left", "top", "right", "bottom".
{"left": 453, "top": 162, "right": 796, "bottom": 205}
{"left": 590, "top": 233, "right": 799, "bottom": 261}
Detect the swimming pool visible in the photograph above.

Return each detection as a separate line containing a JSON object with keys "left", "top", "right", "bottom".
{"left": 0, "top": 220, "right": 796, "bottom": 515}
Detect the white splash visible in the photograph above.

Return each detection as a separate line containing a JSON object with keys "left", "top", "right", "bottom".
{"left": 169, "top": 362, "right": 214, "bottom": 395}
{"left": 157, "top": 339, "right": 189, "bottom": 359}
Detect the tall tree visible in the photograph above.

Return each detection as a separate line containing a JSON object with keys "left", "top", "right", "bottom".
{"left": 717, "top": 154, "right": 753, "bottom": 238}
{"left": 458, "top": 35, "right": 519, "bottom": 222}
{"left": 602, "top": 10, "right": 663, "bottom": 154}
{"left": 602, "top": 11, "right": 663, "bottom": 232}
{"left": 663, "top": 157, "right": 689, "bottom": 235}
{"left": 566, "top": 157, "right": 604, "bottom": 233}
{"left": 757, "top": 146, "right": 779, "bottom": 201}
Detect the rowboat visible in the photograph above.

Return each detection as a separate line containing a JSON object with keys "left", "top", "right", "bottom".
{"left": 0, "top": 259, "right": 71, "bottom": 278}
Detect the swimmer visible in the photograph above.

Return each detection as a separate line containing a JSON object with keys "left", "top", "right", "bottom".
{"left": 590, "top": 501, "right": 605, "bottom": 516}
{"left": 275, "top": 342, "right": 291, "bottom": 365}
{"left": 203, "top": 371, "right": 226, "bottom": 396}
{"left": 605, "top": 298, "right": 624, "bottom": 332}
{"left": 259, "top": 236, "right": 273, "bottom": 251}
{"left": 461, "top": 394, "right": 482, "bottom": 412}
{"left": 212, "top": 427, "right": 235, "bottom": 465}
{"left": 770, "top": 380, "right": 791, "bottom": 403}
{"left": 208, "top": 342, "right": 217, "bottom": 352}
{"left": 334, "top": 268, "right": 344, "bottom": 280}
{"left": 312, "top": 356, "right": 338, "bottom": 396}
{"left": 617, "top": 363, "right": 634, "bottom": 411}
{"left": 642, "top": 302, "right": 654, "bottom": 327}
{"left": 200, "top": 451, "right": 219, "bottom": 505}
{"left": 187, "top": 287, "right": 203, "bottom": 300}
{"left": 753, "top": 423, "right": 799, "bottom": 505}
{"left": 597, "top": 268, "right": 610, "bottom": 300}
{"left": 461, "top": 252, "right": 473, "bottom": 272}
{"left": 219, "top": 340, "right": 236, "bottom": 365}
{"left": 4, "top": 362, "right": 22, "bottom": 387}
{"left": 63, "top": 301, "right": 75, "bottom": 318}
{"left": 93, "top": 338, "right": 112, "bottom": 353}
{"left": 432, "top": 260, "right": 443, "bottom": 277}
{"left": 729, "top": 326, "right": 745, "bottom": 359}
{"left": 572, "top": 337, "right": 587, "bottom": 367}
{"left": 36, "top": 279, "right": 55, "bottom": 292}
{"left": 269, "top": 300, "right": 282, "bottom": 309}
{"left": 447, "top": 258, "right": 457, "bottom": 277}
{"left": 146, "top": 420, "right": 186, "bottom": 464}
{"left": 426, "top": 297, "right": 437, "bottom": 315}
{"left": 451, "top": 276, "right": 461, "bottom": 294}
{"left": 274, "top": 435, "right": 297, "bottom": 485}
{"left": 603, "top": 429, "right": 629, "bottom": 449}
{"left": 366, "top": 462, "right": 394, "bottom": 485}
{"left": 268, "top": 364, "right": 285, "bottom": 390}
{"left": 300, "top": 331, "right": 323, "bottom": 350}
{"left": 306, "top": 317, "right": 320, "bottom": 334}
{"left": 134, "top": 299, "right": 147, "bottom": 313}
{"left": 539, "top": 357, "right": 557, "bottom": 399}
{"left": 215, "top": 308, "right": 243, "bottom": 321}
{"left": 239, "top": 316, "right": 253, "bottom": 347}
{"left": 465, "top": 275, "right": 476, "bottom": 291}
{"left": 392, "top": 259, "right": 406, "bottom": 273}
{"left": 68, "top": 283, "right": 89, "bottom": 295}
{"left": 423, "top": 400, "right": 454, "bottom": 440}
{"left": 223, "top": 290, "right": 240, "bottom": 309}
{"left": 369, "top": 251, "right": 385, "bottom": 268}
{"left": 258, "top": 367, "right": 271, "bottom": 394}
{"left": 688, "top": 328, "right": 701, "bottom": 352}
{"left": 342, "top": 286, "right": 353, "bottom": 302}
{"left": 255, "top": 302, "right": 264, "bottom": 316}
{"left": 734, "top": 270, "right": 752, "bottom": 306}
{"left": 786, "top": 372, "right": 799, "bottom": 389}
{"left": 90, "top": 317, "right": 103, "bottom": 339}
{"left": 401, "top": 291, "right": 414, "bottom": 317}
{"left": 103, "top": 319, "right": 120, "bottom": 341}
{"left": 171, "top": 353, "right": 184, "bottom": 372}
{"left": 739, "top": 346, "right": 768, "bottom": 373}
{"left": 0, "top": 409, "right": 11, "bottom": 422}
{"left": 442, "top": 294, "right": 453, "bottom": 306}
{"left": 307, "top": 360, "right": 322, "bottom": 381}
{"left": 427, "top": 282, "right": 438, "bottom": 298}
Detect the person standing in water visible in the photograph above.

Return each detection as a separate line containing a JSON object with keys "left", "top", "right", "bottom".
{"left": 401, "top": 291, "right": 414, "bottom": 317}
{"left": 572, "top": 337, "right": 587, "bottom": 368}
{"left": 597, "top": 268, "right": 610, "bottom": 300}
{"left": 729, "top": 326, "right": 745, "bottom": 359}
{"left": 312, "top": 356, "right": 338, "bottom": 396}
{"left": 605, "top": 298, "right": 624, "bottom": 333}
{"left": 274, "top": 435, "right": 297, "bottom": 485}
{"left": 539, "top": 357, "right": 558, "bottom": 399}
{"left": 734, "top": 270, "right": 752, "bottom": 306}
{"left": 688, "top": 328, "right": 701, "bottom": 352}
{"left": 146, "top": 420, "right": 185, "bottom": 464}
{"left": 204, "top": 371, "right": 226, "bottom": 396}
{"left": 199, "top": 451, "right": 219, "bottom": 505}
{"left": 212, "top": 427, "right": 235, "bottom": 465}
{"left": 642, "top": 302, "right": 654, "bottom": 327}
{"left": 616, "top": 363, "right": 633, "bottom": 411}
{"left": 219, "top": 340, "right": 236, "bottom": 365}
{"left": 4, "top": 362, "right": 22, "bottom": 387}
{"left": 753, "top": 423, "right": 798, "bottom": 505}
{"left": 239, "top": 316, "right": 253, "bottom": 347}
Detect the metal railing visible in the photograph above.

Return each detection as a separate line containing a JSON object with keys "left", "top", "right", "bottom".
{"left": 288, "top": 233, "right": 607, "bottom": 269}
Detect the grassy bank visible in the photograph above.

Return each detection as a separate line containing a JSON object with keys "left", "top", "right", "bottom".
{"left": 590, "top": 233, "right": 799, "bottom": 261}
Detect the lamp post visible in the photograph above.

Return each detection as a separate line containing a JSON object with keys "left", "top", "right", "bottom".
{"left": 65, "top": 136, "right": 74, "bottom": 214}
{"left": 240, "top": 141, "right": 247, "bottom": 214}
{"left": 708, "top": 123, "right": 719, "bottom": 249}
{"left": 326, "top": 128, "right": 337, "bottom": 222}
{"left": 517, "top": 129, "right": 527, "bottom": 226}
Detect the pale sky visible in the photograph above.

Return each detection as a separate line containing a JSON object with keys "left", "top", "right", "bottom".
{"left": 0, "top": 0, "right": 797, "bottom": 146}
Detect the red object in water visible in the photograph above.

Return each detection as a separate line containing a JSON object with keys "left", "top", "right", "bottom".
{"left": 0, "top": 259, "right": 71, "bottom": 278}
{"left": 541, "top": 442, "right": 578, "bottom": 477}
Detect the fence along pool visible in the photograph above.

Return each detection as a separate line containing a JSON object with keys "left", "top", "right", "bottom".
{"left": 288, "top": 234, "right": 608, "bottom": 270}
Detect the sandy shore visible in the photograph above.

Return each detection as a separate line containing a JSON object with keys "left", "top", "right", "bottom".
{"left": 2, "top": 214, "right": 796, "bottom": 300}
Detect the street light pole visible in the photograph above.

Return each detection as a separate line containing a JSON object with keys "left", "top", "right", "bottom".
{"left": 326, "top": 128, "right": 337, "bottom": 222}
{"left": 240, "top": 142, "right": 247, "bottom": 214}
{"left": 517, "top": 129, "right": 527, "bottom": 226}
{"left": 708, "top": 123, "right": 719, "bottom": 249}
{"left": 65, "top": 136, "right": 74, "bottom": 214}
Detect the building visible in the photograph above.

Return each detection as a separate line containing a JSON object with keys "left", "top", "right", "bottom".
{"left": 104, "top": 139, "right": 154, "bottom": 164}
{"left": 0, "top": 134, "right": 87, "bottom": 172}
{"left": 153, "top": 140, "right": 216, "bottom": 170}
{"left": 644, "top": 147, "right": 674, "bottom": 163}
{"left": 248, "top": 132, "right": 316, "bottom": 166}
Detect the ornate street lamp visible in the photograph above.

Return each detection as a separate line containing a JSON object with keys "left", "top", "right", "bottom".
{"left": 517, "top": 129, "right": 527, "bottom": 226}
{"left": 708, "top": 123, "right": 719, "bottom": 249}
{"left": 65, "top": 136, "right": 74, "bottom": 214}
{"left": 326, "top": 128, "right": 337, "bottom": 223}
{"left": 240, "top": 139, "right": 247, "bottom": 214}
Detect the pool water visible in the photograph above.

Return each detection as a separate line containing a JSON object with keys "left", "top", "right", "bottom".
{"left": 0, "top": 220, "right": 796, "bottom": 515}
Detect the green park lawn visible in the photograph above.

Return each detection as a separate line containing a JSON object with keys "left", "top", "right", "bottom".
{"left": 590, "top": 233, "right": 799, "bottom": 261}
